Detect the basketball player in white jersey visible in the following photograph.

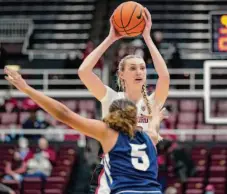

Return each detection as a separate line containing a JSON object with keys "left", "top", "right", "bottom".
{"left": 78, "top": 8, "right": 170, "bottom": 194}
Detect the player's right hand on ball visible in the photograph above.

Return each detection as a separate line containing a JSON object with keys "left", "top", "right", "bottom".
{"left": 108, "top": 15, "right": 126, "bottom": 41}
{"left": 4, "top": 67, "right": 29, "bottom": 93}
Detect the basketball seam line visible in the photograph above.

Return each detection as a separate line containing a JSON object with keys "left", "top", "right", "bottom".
{"left": 124, "top": 4, "right": 138, "bottom": 28}
{"left": 120, "top": 3, "right": 129, "bottom": 36}
{"left": 112, "top": 15, "right": 123, "bottom": 29}
{"left": 115, "top": 19, "right": 144, "bottom": 33}
{"left": 115, "top": 31, "right": 141, "bottom": 35}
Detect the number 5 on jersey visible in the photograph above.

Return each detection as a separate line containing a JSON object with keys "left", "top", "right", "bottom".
{"left": 130, "top": 143, "right": 150, "bottom": 171}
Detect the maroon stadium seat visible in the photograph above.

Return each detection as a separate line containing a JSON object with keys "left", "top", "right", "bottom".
{"left": 211, "top": 154, "right": 227, "bottom": 160}
{"left": 178, "top": 112, "right": 196, "bottom": 124}
{"left": 179, "top": 100, "right": 198, "bottom": 112}
{"left": 24, "top": 190, "right": 41, "bottom": 194}
{"left": 209, "top": 166, "right": 226, "bottom": 177}
{"left": 195, "top": 166, "right": 207, "bottom": 177}
{"left": 210, "top": 146, "right": 227, "bottom": 155}
{"left": 176, "top": 124, "right": 195, "bottom": 130}
{"left": 217, "top": 111, "right": 227, "bottom": 117}
{"left": 196, "top": 124, "right": 215, "bottom": 129}
{"left": 185, "top": 189, "right": 203, "bottom": 194}
{"left": 1, "top": 180, "right": 20, "bottom": 191}
{"left": 217, "top": 100, "right": 227, "bottom": 112}
{"left": 0, "top": 112, "right": 18, "bottom": 124}
{"left": 187, "top": 177, "right": 204, "bottom": 183}
{"left": 23, "top": 178, "right": 42, "bottom": 191}
{"left": 44, "top": 177, "right": 65, "bottom": 191}
{"left": 44, "top": 189, "right": 63, "bottom": 194}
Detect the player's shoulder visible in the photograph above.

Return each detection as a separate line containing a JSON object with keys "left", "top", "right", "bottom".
{"left": 100, "top": 85, "right": 119, "bottom": 103}
{"left": 105, "top": 85, "right": 123, "bottom": 96}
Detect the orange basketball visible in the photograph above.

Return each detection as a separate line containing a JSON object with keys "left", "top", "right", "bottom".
{"left": 112, "top": 1, "right": 145, "bottom": 37}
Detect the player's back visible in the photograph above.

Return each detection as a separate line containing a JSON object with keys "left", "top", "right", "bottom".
{"left": 103, "top": 131, "right": 162, "bottom": 194}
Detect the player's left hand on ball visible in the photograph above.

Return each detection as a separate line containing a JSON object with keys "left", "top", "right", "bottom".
{"left": 4, "top": 67, "right": 29, "bottom": 93}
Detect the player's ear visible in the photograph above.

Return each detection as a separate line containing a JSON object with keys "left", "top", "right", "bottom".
{"left": 118, "top": 70, "right": 124, "bottom": 80}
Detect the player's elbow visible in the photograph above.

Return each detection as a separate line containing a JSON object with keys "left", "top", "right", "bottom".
{"left": 78, "top": 61, "right": 93, "bottom": 75}
{"left": 78, "top": 67, "right": 91, "bottom": 80}
{"left": 78, "top": 67, "right": 85, "bottom": 77}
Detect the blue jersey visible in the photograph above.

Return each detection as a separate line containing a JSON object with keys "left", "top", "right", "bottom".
{"left": 103, "top": 131, "right": 162, "bottom": 194}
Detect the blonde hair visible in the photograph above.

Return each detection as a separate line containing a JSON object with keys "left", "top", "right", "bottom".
{"left": 117, "top": 55, "right": 162, "bottom": 141}
{"left": 142, "top": 84, "right": 163, "bottom": 142}
{"left": 103, "top": 99, "right": 137, "bottom": 138}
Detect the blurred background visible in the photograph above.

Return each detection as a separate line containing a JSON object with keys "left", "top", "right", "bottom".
{"left": 0, "top": 0, "right": 227, "bottom": 194}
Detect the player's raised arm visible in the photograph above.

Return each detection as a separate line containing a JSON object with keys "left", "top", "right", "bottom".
{"left": 142, "top": 8, "right": 170, "bottom": 109}
{"left": 146, "top": 103, "right": 162, "bottom": 145}
{"left": 4, "top": 67, "right": 108, "bottom": 142}
{"left": 78, "top": 16, "right": 125, "bottom": 101}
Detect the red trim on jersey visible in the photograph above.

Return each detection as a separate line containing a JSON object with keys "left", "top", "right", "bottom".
{"left": 95, "top": 168, "right": 105, "bottom": 194}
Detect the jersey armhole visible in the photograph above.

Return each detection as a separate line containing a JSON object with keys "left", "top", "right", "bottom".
{"left": 100, "top": 85, "right": 117, "bottom": 103}
{"left": 149, "top": 92, "right": 165, "bottom": 109}
{"left": 103, "top": 129, "right": 120, "bottom": 155}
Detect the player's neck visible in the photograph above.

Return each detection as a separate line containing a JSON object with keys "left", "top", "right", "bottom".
{"left": 124, "top": 88, "right": 142, "bottom": 104}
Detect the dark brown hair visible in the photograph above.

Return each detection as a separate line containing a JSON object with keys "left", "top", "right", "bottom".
{"left": 103, "top": 99, "right": 137, "bottom": 138}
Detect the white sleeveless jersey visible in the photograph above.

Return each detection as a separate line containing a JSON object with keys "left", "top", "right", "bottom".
{"left": 100, "top": 85, "right": 155, "bottom": 131}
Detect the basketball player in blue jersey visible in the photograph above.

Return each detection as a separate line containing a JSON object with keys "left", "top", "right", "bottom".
{"left": 78, "top": 7, "right": 169, "bottom": 194}
{"left": 5, "top": 67, "right": 163, "bottom": 194}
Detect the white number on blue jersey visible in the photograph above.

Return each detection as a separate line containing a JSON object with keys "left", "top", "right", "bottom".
{"left": 130, "top": 143, "right": 150, "bottom": 171}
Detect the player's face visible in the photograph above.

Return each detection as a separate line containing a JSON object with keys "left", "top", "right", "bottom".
{"left": 120, "top": 58, "right": 147, "bottom": 89}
